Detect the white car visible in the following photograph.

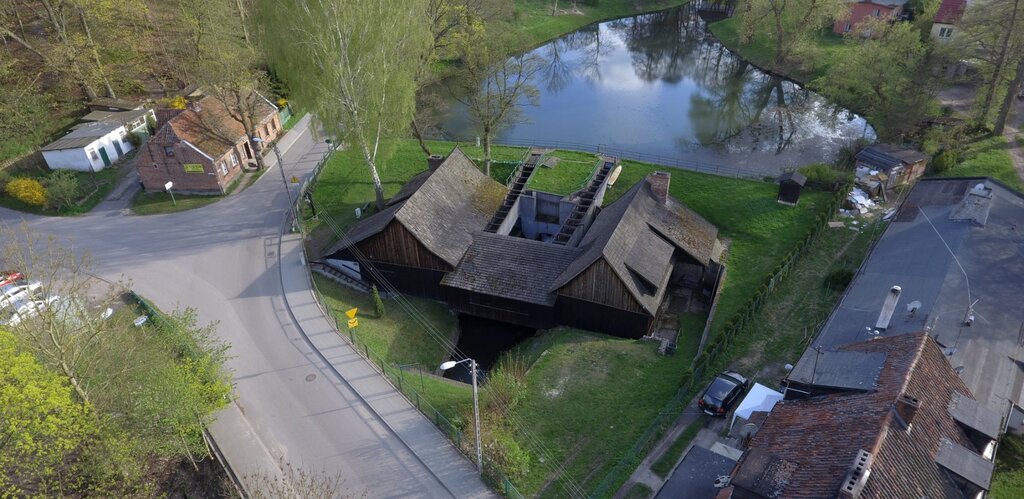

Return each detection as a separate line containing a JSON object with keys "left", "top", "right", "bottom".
{"left": 0, "top": 280, "right": 43, "bottom": 309}
{"left": 1, "top": 295, "right": 59, "bottom": 327}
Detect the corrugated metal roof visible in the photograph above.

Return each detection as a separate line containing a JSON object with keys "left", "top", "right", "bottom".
{"left": 41, "top": 121, "right": 121, "bottom": 151}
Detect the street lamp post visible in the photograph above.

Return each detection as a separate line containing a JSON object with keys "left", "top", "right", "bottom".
{"left": 252, "top": 137, "right": 296, "bottom": 232}
{"left": 439, "top": 358, "right": 483, "bottom": 474}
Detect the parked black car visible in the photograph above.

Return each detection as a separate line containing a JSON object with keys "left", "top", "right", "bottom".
{"left": 698, "top": 371, "right": 749, "bottom": 416}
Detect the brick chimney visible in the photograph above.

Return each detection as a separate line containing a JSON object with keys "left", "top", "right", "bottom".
{"left": 894, "top": 393, "right": 920, "bottom": 429}
{"left": 647, "top": 171, "right": 671, "bottom": 205}
{"left": 427, "top": 154, "right": 445, "bottom": 172}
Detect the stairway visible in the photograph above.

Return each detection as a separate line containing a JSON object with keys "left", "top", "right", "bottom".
{"left": 483, "top": 150, "right": 544, "bottom": 233}
{"left": 551, "top": 158, "right": 616, "bottom": 245}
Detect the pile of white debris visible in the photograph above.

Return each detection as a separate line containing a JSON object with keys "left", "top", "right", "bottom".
{"left": 843, "top": 187, "right": 878, "bottom": 216}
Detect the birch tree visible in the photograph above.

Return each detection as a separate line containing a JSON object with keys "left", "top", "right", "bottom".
{"left": 450, "top": 33, "right": 542, "bottom": 176}
{"left": 255, "top": 0, "right": 431, "bottom": 210}
{"left": 962, "top": 0, "right": 1024, "bottom": 127}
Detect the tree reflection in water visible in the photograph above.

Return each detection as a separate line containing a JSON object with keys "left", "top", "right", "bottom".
{"left": 441, "top": 4, "right": 872, "bottom": 172}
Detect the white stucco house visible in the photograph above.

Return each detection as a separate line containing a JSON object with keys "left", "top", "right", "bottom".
{"left": 931, "top": 0, "right": 967, "bottom": 42}
{"left": 41, "top": 108, "right": 155, "bottom": 172}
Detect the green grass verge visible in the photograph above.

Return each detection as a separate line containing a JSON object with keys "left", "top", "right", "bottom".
{"left": 936, "top": 135, "right": 1023, "bottom": 190}
{"left": 708, "top": 17, "right": 852, "bottom": 83}
{"left": 507, "top": 328, "right": 694, "bottom": 496}
{"left": 312, "top": 275, "right": 452, "bottom": 368}
{"left": 991, "top": 433, "right": 1024, "bottom": 498}
{"left": 500, "top": 0, "right": 689, "bottom": 51}
{"left": 622, "top": 482, "right": 654, "bottom": 499}
{"left": 651, "top": 420, "right": 704, "bottom": 478}
{"left": 130, "top": 190, "right": 222, "bottom": 215}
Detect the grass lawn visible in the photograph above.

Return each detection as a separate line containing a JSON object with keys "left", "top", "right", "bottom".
{"left": 312, "top": 275, "right": 453, "bottom": 369}
{"left": 506, "top": 328, "right": 695, "bottom": 496}
{"left": 709, "top": 18, "right": 853, "bottom": 84}
{"left": 130, "top": 190, "right": 222, "bottom": 215}
{"left": 650, "top": 420, "right": 703, "bottom": 478}
{"left": 936, "top": 135, "right": 1023, "bottom": 190}
{"left": 991, "top": 433, "right": 1024, "bottom": 498}
{"left": 623, "top": 482, "right": 654, "bottom": 499}
{"left": 501, "top": 0, "right": 689, "bottom": 51}
{"left": 305, "top": 138, "right": 835, "bottom": 495}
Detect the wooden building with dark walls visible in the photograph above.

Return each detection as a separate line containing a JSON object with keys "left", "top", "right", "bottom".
{"left": 325, "top": 150, "right": 724, "bottom": 339}
{"left": 855, "top": 144, "right": 928, "bottom": 189}
{"left": 324, "top": 147, "right": 506, "bottom": 300}
{"left": 777, "top": 171, "right": 807, "bottom": 205}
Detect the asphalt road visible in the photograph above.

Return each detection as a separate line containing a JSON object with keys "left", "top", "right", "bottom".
{"left": 0, "top": 117, "right": 488, "bottom": 497}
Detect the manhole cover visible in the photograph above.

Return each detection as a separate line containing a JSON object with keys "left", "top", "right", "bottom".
{"left": 305, "top": 374, "right": 317, "bottom": 382}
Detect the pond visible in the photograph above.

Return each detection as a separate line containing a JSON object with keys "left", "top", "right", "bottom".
{"left": 438, "top": 4, "right": 874, "bottom": 175}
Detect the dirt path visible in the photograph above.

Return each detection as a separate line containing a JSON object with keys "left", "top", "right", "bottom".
{"left": 1003, "top": 97, "right": 1024, "bottom": 183}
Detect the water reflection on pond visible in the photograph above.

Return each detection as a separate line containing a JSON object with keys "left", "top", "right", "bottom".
{"left": 439, "top": 5, "right": 874, "bottom": 174}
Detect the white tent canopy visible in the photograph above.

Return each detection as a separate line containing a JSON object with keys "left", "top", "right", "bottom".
{"left": 731, "top": 383, "right": 784, "bottom": 431}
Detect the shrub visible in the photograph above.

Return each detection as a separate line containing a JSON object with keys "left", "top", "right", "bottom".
{"left": 126, "top": 132, "right": 144, "bottom": 148}
{"left": 931, "top": 150, "right": 959, "bottom": 174}
{"left": 0, "top": 169, "right": 11, "bottom": 190}
{"left": 158, "top": 95, "right": 187, "bottom": 110}
{"left": 824, "top": 268, "right": 854, "bottom": 291}
{"left": 5, "top": 177, "right": 46, "bottom": 206}
{"left": 45, "top": 169, "right": 80, "bottom": 210}
{"left": 371, "top": 284, "right": 386, "bottom": 317}
{"left": 486, "top": 428, "right": 531, "bottom": 481}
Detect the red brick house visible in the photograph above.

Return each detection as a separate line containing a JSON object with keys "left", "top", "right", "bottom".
{"left": 135, "top": 95, "right": 281, "bottom": 194}
{"left": 833, "top": 0, "right": 908, "bottom": 35}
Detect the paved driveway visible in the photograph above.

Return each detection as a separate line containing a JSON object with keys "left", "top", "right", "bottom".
{"left": 0, "top": 117, "right": 490, "bottom": 497}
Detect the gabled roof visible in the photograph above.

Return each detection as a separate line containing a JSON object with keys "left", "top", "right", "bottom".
{"left": 730, "top": 333, "right": 993, "bottom": 498}
{"left": 553, "top": 175, "right": 719, "bottom": 315}
{"left": 81, "top": 108, "right": 150, "bottom": 125}
{"left": 855, "top": 143, "right": 928, "bottom": 171}
{"left": 934, "top": 0, "right": 966, "bottom": 24}
{"left": 160, "top": 95, "right": 276, "bottom": 160}
{"left": 327, "top": 147, "right": 507, "bottom": 267}
{"left": 441, "top": 232, "right": 581, "bottom": 305}
{"left": 42, "top": 121, "right": 122, "bottom": 151}
{"left": 778, "top": 171, "right": 807, "bottom": 186}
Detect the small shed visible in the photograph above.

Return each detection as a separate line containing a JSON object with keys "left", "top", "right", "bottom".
{"left": 777, "top": 171, "right": 807, "bottom": 205}
{"left": 855, "top": 144, "right": 928, "bottom": 189}
{"left": 41, "top": 121, "right": 130, "bottom": 172}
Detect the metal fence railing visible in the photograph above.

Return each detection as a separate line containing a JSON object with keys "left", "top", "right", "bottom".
{"left": 432, "top": 135, "right": 770, "bottom": 181}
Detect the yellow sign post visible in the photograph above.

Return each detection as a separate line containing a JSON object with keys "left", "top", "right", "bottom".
{"left": 347, "top": 318, "right": 359, "bottom": 328}
{"left": 291, "top": 175, "right": 300, "bottom": 184}
{"left": 345, "top": 308, "right": 358, "bottom": 319}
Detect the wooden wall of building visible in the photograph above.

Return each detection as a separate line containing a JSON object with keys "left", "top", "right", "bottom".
{"left": 445, "top": 288, "right": 555, "bottom": 330}
{"left": 557, "top": 258, "right": 646, "bottom": 315}
{"left": 555, "top": 296, "right": 654, "bottom": 338}
{"left": 356, "top": 221, "right": 451, "bottom": 271}
{"left": 362, "top": 262, "right": 448, "bottom": 300}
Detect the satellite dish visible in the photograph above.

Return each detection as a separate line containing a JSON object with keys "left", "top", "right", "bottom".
{"left": 906, "top": 300, "right": 922, "bottom": 312}
{"left": 740, "top": 423, "right": 759, "bottom": 439}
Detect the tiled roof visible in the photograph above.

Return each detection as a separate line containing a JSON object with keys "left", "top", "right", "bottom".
{"left": 730, "top": 332, "right": 992, "bottom": 498}
{"left": 935, "top": 0, "right": 966, "bottom": 24}
{"left": 165, "top": 95, "right": 276, "bottom": 159}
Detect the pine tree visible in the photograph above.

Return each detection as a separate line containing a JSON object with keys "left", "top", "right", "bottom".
{"left": 372, "top": 284, "right": 386, "bottom": 318}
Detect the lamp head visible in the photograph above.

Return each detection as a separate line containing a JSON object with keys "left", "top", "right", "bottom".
{"left": 439, "top": 360, "right": 458, "bottom": 371}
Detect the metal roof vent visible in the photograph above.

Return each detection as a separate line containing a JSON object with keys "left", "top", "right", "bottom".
{"left": 839, "top": 449, "right": 874, "bottom": 498}
{"left": 875, "top": 285, "right": 902, "bottom": 331}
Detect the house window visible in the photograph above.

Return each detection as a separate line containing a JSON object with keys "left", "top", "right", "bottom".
{"left": 88, "top": 149, "right": 98, "bottom": 161}
{"left": 164, "top": 146, "right": 175, "bottom": 157}
{"left": 939, "top": 27, "right": 953, "bottom": 38}
{"left": 843, "top": 23, "right": 852, "bottom": 33}
{"left": 873, "top": 8, "right": 881, "bottom": 16}
{"left": 219, "top": 162, "right": 227, "bottom": 176}
{"left": 230, "top": 153, "right": 238, "bottom": 166}
{"left": 265, "top": 123, "right": 272, "bottom": 137}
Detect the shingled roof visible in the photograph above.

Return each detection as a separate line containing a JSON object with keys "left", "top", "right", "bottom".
{"left": 442, "top": 232, "right": 581, "bottom": 305}
{"left": 327, "top": 147, "right": 507, "bottom": 267}
{"left": 553, "top": 174, "right": 719, "bottom": 315}
{"left": 727, "top": 332, "right": 996, "bottom": 498}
